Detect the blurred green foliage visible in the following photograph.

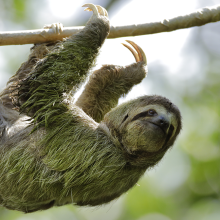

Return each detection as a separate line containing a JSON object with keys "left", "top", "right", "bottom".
{"left": 0, "top": 0, "right": 220, "bottom": 220}
{"left": 11, "top": 0, "right": 27, "bottom": 21}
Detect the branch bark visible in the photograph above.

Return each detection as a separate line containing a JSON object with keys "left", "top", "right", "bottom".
{"left": 0, "top": 5, "right": 220, "bottom": 46}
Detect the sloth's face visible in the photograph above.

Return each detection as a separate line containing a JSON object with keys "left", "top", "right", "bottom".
{"left": 119, "top": 104, "right": 178, "bottom": 153}
{"left": 102, "top": 96, "right": 182, "bottom": 162}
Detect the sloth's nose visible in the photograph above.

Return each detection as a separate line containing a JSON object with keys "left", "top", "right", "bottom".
{"left": 158, "top": 116, "right": 169, "bottom": 130}
{"left": 153, "top": 116, "right": 169, "bottom": 133}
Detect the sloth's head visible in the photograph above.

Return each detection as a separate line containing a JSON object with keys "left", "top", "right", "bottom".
{"left": 100, "top": 95, "right": 182, "bottom": 167}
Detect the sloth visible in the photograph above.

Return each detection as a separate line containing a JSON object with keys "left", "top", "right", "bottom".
{"left": 0, "top": 3, "right": 182, "bottom": 213}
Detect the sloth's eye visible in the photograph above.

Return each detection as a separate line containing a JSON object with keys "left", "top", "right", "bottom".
{"left": 131, "top": 109, "right": 157, "bottom": 121}
{"left": 148, "top": 109, "right": 157, "bottom": 116}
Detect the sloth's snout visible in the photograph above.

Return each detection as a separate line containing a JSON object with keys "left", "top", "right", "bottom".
{"left": 152, "top": 115, "right": 170, "bottom": 134}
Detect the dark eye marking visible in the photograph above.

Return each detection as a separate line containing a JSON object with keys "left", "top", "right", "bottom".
{"left": 122, "top": 114, "right": 129, "bottom": 123}
{"left": 131, "top": 109, "right": 157, "bottom": 122}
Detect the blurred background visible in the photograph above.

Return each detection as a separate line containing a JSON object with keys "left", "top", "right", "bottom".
{"left": 0, "top": 0, "right": 220, "bottom": 219}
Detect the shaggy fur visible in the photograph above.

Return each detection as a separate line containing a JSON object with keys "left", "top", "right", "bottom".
{"left": 0, "top": 4, "right": 182, "bottom": 213}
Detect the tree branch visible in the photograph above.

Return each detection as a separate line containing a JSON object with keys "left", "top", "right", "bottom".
{"left": 0, "top": 5, "right": 220, "bottom": 46}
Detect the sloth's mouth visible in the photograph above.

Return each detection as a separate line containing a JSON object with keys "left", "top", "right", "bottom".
{"left": 148, "top": 122, "right": 166, "bottom": 135}
{"left": 148, "top": 122, "right": 175, "bottom": 147}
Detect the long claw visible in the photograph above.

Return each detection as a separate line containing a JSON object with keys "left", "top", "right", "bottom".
{"left": 43, "top": 23, "right": 64, "bottom": 35}
{"left": 96, "top": 5, "right": 108, "bottom": 16}
{"left": 82, "top": 3, "right": 99, "bottom": 15}
{"left": 122, "top": 40, "right": 147, "bottom": 64}
{"left": 126, "top": 40, "right": 147, "bottom": 64}
{"left": 122, "top": 43, "right": 140, "bottom": 62}
{"left": 84, "top": 8, "right": 92, "bottom": 12}
{"left": 82, "top": 3, "right": 108, "bottom": 17}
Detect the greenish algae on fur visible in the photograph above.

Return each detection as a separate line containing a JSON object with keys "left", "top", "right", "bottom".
{"left": 19, "top": 35, "right": 99, "bottom": 127}
{"left": 0, "top": 7, "right": 182, "bottom": 213}
{"left": 0, "top": 12, "right": 146, "bottom": 212}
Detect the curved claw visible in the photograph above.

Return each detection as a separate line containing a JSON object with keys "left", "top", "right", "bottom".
{"left": 122, "top": 40, "right": 147, "bottom": 64}
{"left": 44, "top": 23, "right": 64, "bottom": 35}
{"left": 122, "top": 43, "right": 139, "bottom": 62}
{"left": 82, "top": 3, "right": 108, "bottom": 17}
{"left": 96, "top": 5, "right": 108, "bottom": 16}
{"left": 83, "top": 3, "right": 98, "bottom": 15}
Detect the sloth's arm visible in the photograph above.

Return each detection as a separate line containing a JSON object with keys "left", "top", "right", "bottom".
{"left": 75, "top": 41, "right": 147, "bottom": 122}
{"left": 16, "top": 4, "right": 109, "bottom": 125}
